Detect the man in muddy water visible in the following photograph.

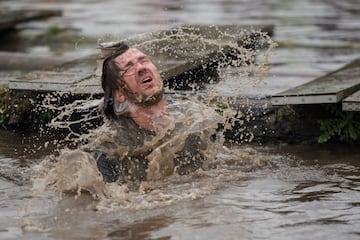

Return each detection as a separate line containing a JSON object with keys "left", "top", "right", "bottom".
{"left": 91, "top": 42, "right": 221, "bottom": 184}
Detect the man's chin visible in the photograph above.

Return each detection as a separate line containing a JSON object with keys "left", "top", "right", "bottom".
{"left": 135, "top": 89, "right": 164, "bottom": 107}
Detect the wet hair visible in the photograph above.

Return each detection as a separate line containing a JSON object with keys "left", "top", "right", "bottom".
{"left": 101, "top": 42, "right": 130, "bottom": 120}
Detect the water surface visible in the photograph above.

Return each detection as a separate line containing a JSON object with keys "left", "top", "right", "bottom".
{"left": 0, "top": 0, "right": 360, "bottom": 239}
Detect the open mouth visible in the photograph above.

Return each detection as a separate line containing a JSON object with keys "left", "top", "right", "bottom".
{"left": 141, "top": 76, "right": 153, "bottom": 84}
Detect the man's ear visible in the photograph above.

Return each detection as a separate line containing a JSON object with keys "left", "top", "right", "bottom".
{"left": 114, "top": 91, "right": 127, "bottom": 103}
{"left": 113, "top": 91, "right": 129, "bottom": 116}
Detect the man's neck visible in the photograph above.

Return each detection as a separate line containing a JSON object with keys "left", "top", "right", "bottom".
{"left": 129, "top": 96, "right": 170, "bottom": 131}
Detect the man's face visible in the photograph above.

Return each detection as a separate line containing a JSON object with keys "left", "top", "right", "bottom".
{"left": 114, "top": 48, "right": 163, "bottom": 105}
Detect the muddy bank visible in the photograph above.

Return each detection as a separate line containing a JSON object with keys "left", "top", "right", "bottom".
{"left": 1, "top": 55, "right": 359, "bottom": 145}
{"left": 210, "top": 96, "right": 352, "bottom": 145}
{"left": 1, "top": 87, "right": 356, "bottom": 145}
{"left": 0, "top": 23, "right": 358, "bottom": 145}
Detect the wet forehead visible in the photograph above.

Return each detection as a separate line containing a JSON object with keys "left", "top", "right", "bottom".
{"left": 114, "top": 48, "right": 146, "bottom": 68}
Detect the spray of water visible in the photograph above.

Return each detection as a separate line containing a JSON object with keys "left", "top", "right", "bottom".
{"left": 28, "top": 25, "right": 277, "bottom": 214}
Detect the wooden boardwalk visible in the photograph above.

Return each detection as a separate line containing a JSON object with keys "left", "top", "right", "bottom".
{"left": 271, "top": 59, "right": 360, "bottom": 111}
{"left": 7, "top": 24, "right": 274, "bottom": 94}
{"left": 0, "top": 8, "right": 61, "bottom": 32}
{"left": 343, "top": 90, "right": 360, "bottom": 111}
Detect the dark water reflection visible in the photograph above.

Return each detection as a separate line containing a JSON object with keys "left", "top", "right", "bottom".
{"left": 0, "top": 0, "right": 360, "bottom": 239}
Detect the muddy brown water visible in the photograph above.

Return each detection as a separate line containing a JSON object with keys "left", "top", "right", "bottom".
{"left": 1, "top": 0, "right": 360, "bottom": 239}
{"left": 1, "top": 133, "right": 360, "bottom": 240}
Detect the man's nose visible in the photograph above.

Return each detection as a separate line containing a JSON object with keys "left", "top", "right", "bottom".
{"left": 135, "top": 61, "right": 147, "bottom": 73}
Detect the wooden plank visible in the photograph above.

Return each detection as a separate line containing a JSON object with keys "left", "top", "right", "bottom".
{"left": 0, "top": 8, "right": 62, "bottom": 32}
{"left": 9, "top": 71, "right": 93, "bottom": 92}
{"left": 73, "top": 75, "right": 102, "bottom": 94}
{"left": 78, "top": 46, "right": 236, "bottom": 94}
{"left": 0, "top": 51, "right": 73, "bottom": 70}
{"left": 7, "top": 24, "right": 273, "bottom": 94}
{"left": 0, "top": 71, "right": 19, "bottom": 86}
{"left": 271, "top": 59, "right": 360, "bottom": 106}
{"left": 99, "top": 25, "right": 273, "bottom": 51}
{"left": 98, "top": 24, "right": 273, "bottom": 88}
{"left": 343, "top": 90, "right": 360, "bottom": 111}
{"left": 77, "top": 47, "right": 234, "bottom": 94}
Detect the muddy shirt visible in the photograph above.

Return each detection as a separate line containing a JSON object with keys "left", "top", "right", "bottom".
{"left": 90, "top": 99, "right": 220, "bottom": 183}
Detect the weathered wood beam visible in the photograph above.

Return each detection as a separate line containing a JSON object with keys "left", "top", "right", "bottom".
{"left": 343, "top": 90, "right": 360, "bottom": 111}
{"left": 271, "top": 58, "right": 360, "bottom": 106}
{"left": 0, "top": 8, "right": 62, "bottom": 32}
{"left": 9, "top": 71, "right": 94, "bottom": 92}
{"left": 0, "top": 51, "right": 74, "bottom": 70}
{"left": 6, "top": 24, "right": 273, "bottom": 94}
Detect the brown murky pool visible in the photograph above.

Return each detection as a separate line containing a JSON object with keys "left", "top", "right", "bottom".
{"left": 1, "top": 0, "right": 360, "bottom": 239}
{"left": 1, "top": 130, "right": 360, "bottom": 239}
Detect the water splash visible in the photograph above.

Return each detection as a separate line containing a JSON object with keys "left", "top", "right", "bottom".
{"left": 40, "top": 25, "right": 276, "bottom": 144}
{"left": 28, "top": 25, "right": 276, "bottom": 213}
{"left": 29, "top": 99, "right": 273, "bottom": 213}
